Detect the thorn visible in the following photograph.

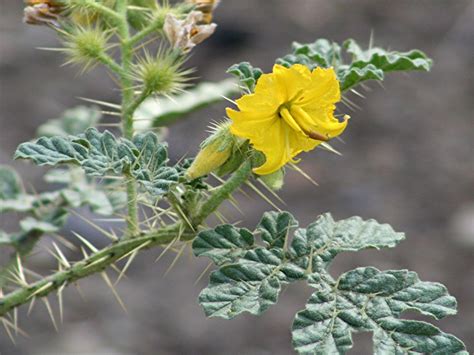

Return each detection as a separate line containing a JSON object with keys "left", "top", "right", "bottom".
{"left": 29, "top": 282, "right": 54, "bottom": 300}
{"left": 73, "top": 232, "right": 98, "bottom": 253}
{"left": 74, "top": 282, "right": 86, "bottom": 301}
{"left": 57, "top": 284, "right": 66, "bottom": 324}
{"left": 256, "top": 179, "right": 287, "bottom": 205}
{"left": 2, "top": 317, "right": 16, "bottom": 344}
{"left": 115, "top": 240, "right": 152, "bottom": 285}
{"left": 52, "top": 242, "right": 71, "bottom": 268}
{"left": 227, "top": 196, "right": 244, "bottom": 215}
{"left": 288, "top": 163, "right": 319, "bottom": 187}
{"left": 194, "top": 262, "right": 213, "bottom": 286}
{"left": 71, "top": 211, "right": 118, "bottom": 241}
{"left": 27, "top": 296, "right": 36, "bottom": 316}
{"left": 155, "top": 237, "right": 178, "bottom": 263}
{"left": 101, "top": 272, "right": 127, "bottom": 313}
{"left": 52, "top": 233, "right": 77, "bottom": 251}
{"left": 319, "top": 142, "right": 342, "bottom": 156}
{"left": 16, "top": 254, "right": 27, "bottom": 286}
{"left": 164, "top": 243, "right": 186, "bottom": 276}
{"left": 42, "top": 298, "right": 58, "bottom": 332}
{"left": 245, "top": 181, "right": 282, "bottom": 211}
{"left": 13, "top": 308, "right": 18, "bottom": 336}
{"left": 77, "top": 97, "right": 121, "bottom": 110}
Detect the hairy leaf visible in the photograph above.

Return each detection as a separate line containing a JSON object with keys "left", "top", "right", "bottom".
{"left": 227, "top": 62, "right": 263, "bottom": 91}
{"left": 0, "top": 165, "right": 23, "bottom": 200}
{"left": 275, "top": 38, "right": 432, "bottom": 92}
{"left": 134, "top": 79, "right": 239, "bottom": 130}
{"left": 193, "top": 225, "right": 255, "bottom": 265}
{"left": 257, "top": 211, "right": 298, "bottom": 248}
{"left": 340, "top": 39, "right": 432, "bottom": 91}
{"left": 20, "top": 217, "right": 60, "bottom": 234}
{"left": 196, "top": 212, "right": 465, "bottom": 353}
{"left": 15, "top": 128, "right": 178, "bottom": 196}
{"left": 292, "top": 267, "right": 463, "bottom": 354}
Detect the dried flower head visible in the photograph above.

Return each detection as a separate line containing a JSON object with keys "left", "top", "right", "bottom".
{"left": 163, "top": 11, "right": 217, "bottom": 53}
{"left": 23, "top": 0, "right": 64, "bottom": 26}
{"left": 187, "top": 0, "right": 221, "bottom": 24}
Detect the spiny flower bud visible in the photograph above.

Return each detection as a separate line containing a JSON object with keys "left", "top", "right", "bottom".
{"left": 62, "top": 26, "right": 111, "bottom": 71}
{"left": 186, "top": 121, "right": 238, "bottom": 180}
{"left": 133, "top": 49, "right": 193, "bottom": 96}
{"left": 164, "top": 11, "right": 216, "bottom": 53}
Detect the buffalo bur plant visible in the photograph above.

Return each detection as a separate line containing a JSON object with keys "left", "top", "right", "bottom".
{"left": 0, "top": 1, "right": 468, "bottom": 354}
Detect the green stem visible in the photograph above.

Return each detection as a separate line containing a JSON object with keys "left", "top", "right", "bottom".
{"left": 0, "top": 160, "right": 253, "bottom": 314}
{"left": 0, "top": 223, "right": 189, "bottom": 316}
{"left": 85, "top": 0, "right": 122, "bottom": 22}
{"left": 116, "top": 0, "right": 139, "bottom": 236}
{"left": 191, "top": 161, "right": 252, "bottom": 227}
{"left": 128, "top": 18, "right": 164, "bottom": 46}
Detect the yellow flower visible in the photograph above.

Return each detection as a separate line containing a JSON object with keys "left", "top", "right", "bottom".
{"left": 226, "top": 64, "right": 349, "bottom": 175}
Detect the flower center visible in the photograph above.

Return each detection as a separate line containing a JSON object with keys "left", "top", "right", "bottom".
{"left": 278, "top": 105, "right": 329, "bottom": 141}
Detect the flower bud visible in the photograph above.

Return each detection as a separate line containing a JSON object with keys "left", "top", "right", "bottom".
{"left": 186, "top": 121, "right": 236, "bottom": 180}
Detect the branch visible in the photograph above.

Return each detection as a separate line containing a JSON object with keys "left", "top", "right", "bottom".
{"left": 0, "top": 161, "right": 253, "bottom": 315}
{"left": 0, "top": 223, "right": 190, "bottom": 316}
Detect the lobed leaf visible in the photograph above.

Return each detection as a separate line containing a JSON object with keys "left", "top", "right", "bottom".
{"left": 274, "top": 38, "right": 432, "bottom": 92}
{"left": 292, "top": 267, "right": 463, "bottom": 354}
{"left": 227, "top": 62, "right": 263, "bottom": 92}
{"left": 196, "top": 212, "right": 465, "bottom": 353}
{"left": 257, "top": 211, "right": 298, "bottom": 248}
{"left": 193, "top": 225, "right": 255, "bottom": 266}
{"left": 15, "top": 128, "right": 178, "bottom": 196}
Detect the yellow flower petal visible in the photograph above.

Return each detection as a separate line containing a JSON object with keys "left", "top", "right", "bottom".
{"left": 227, "top": 64, "right": 348, "bottom": 175}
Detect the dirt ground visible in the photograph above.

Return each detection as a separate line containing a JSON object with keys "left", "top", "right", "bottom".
{"left": 1, "top": 1, "right": 473, "bottom": 354}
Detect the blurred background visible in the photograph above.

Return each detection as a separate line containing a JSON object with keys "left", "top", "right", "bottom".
{"left": 1, "top": 0, "right": 473, "bottom": 354}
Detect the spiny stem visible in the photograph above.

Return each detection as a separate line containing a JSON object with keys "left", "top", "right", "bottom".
{"left": 192, "top": 161, "right": 253, "bottom": 227}
{"left": 116, "top": 0, "right": 140, "bottom": 236}
{"left": 0, "top": 224, "right": 190, "bottom": 316}
{"left": 0, "top": 161, "right": 253, "bottom": 314}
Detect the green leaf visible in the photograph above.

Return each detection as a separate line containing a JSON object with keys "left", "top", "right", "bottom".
{"left": 227, "top": 62, "right": 263, "bottom": 91}
{"left": 337, "top": 267, "right": 457, "bottom": 320}
{"left": 292, "top": 39, "right": 342, "bottom": 68}
{"left": 131, "top": 132, "right": 179, "bottom": 195}
{"left": 292, "top": 267, "right": 464, "bottom": 355}
{"left": 37, "top": 106, "right": 101, "bottom": 137}
{"left": 276, "top": 38, "right": 432, "bottom": 92}
{"left": 134, "top": 79, "right": 239, "bottom": 130}
{"left": 340, "top": 39, "right": 432, "bottom": 91}
{"left": 198, "top": 248, "right": 286, "bottom": 319}
{"left": 290, "top": 213, "right": 405, "bottom": 270}
{"left": 0, "top": 165, "right": 23, "bottom": 199}
{"left": 257, "top": 211, "right": 298, "bottom": 248}
{"left": 193, "top": 225, "right": 255, "bottom": 265}
{"left": 15, "top": 128, "right": 178, "bottom": 196}
{"left": 292, "top": 289, "right": 354, "bottom": 355}
{"left": 196, "top": 212, "right": 466, "bottom": 354}
{"left": 19, "top": 217, "right": 60, "bottom": 234}
{"left": 0, "top": 230, "right": 13, "bottom": 246}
